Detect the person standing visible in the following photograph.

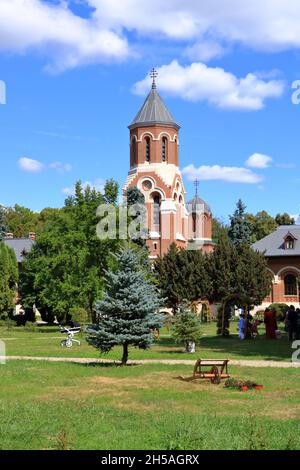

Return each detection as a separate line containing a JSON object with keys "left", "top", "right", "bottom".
{"left": 238, "top": 314, "right": 245, "bottom": 340}
{"left": 264, "top": 308, "right": 277, "bottom": 339}
{"left": 286, "top": 305, "right": 297, "bottom": 341}
{"left": 296, "top": 308, "right": 300, "bottom": 341}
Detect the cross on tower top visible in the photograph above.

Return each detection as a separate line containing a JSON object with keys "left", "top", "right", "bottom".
{"left": 194, "top": 179, "right": 200, "bottom": 196}
{"left": 150, "top": 68, "right": 158, "bottom": 89}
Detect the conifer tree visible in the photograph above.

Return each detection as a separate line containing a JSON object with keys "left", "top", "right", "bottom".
{"left": 171, "top": 302, "right": 201, "bottom": 353}
{"left": 229, "top": 199, "right": 252, "bottom": 246}
{"left": 0, "top": 242, "right": 18, "bottom": 318}
{"left": 0, "top": 205, "right": 7, "bottom": 241}
{"left": 86, "top": 248, "right": 163, "bottom": 365}
{"left": 155, "top": 243, "right": 212, "bottom": 312}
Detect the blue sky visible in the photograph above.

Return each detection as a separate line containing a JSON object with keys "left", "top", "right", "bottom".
{"left": 1, "top": 0, "right": 300, "bottom": 223}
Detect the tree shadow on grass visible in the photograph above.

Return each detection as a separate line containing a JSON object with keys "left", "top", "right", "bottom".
{"left": 155, "top": 332, "right": 292, "bottom": 361}
{"left": 81, "top": 362, "right": 141, "bottom": 368}
{"left": 198, "top": 334, "right": 291, "bottom": 361}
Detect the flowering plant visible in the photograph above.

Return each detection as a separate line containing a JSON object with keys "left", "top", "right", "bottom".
{"left": 225, "top": 378, "right": 263, "bottom": 390}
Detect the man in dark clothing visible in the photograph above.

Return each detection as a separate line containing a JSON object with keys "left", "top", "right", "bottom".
{"left": 296, "top": 308, "right": 300, "bottom": 341}
{"left": 286, "top": 305, "right": 298, "bottom": 341}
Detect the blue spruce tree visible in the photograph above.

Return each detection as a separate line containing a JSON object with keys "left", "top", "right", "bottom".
{"left": 228, "top": 199, "right": 251, "bottom": 247}
{"left": 0, "top": 205, "right": 7, "bottom": 241}
{"left": 86, "top": 248, "right": 163, "bottom": 365}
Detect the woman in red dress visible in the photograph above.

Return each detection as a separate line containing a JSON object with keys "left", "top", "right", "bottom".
{"left": 264, "top": 308, "right": 277, "bottom": 339}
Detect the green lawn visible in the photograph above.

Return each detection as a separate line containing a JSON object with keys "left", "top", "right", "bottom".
{"left": 0, "top": 322, "right": 294, "bottom": 362}
{"left": 0, "top": 360, "right": 299, "bottom": 450}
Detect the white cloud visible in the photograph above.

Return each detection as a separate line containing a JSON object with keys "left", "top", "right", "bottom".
{"left": 49, "top": 162, "right": 73, "bottom": 174}
{"left": 0, "top": 0, "right": 130, "bottom": 72}
{"left": 246, "top": 153, "right": 273, "bottom": 169}
{"left": 18, "top": 157, "right": 44, "bottom": 173}
{"left": 185, "top": 40, "right": 227, "bottom": 62}
{"left": 2, "top": 1, "right": 300, "bottom": 73}
{"left": 182, "top": 164, "right": 262, "bottom": 184}
{"left": 62, "top": 178, "right": 105, "bottom": 196}
{"left": 93, "top": 0, "right": 300, "bottom": 52}
{"left": 133, "top": 61, "right": 284, "bottom": 110}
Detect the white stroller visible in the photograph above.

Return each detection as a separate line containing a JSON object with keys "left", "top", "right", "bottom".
{"left": 60, "top": 324, "right": 81, "bottom": 348}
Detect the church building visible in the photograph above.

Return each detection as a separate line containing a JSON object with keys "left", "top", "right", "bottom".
{"left": 252, "top": 225, "right": 300, "bottom": 307}
{"left": 123, "top": 70, "right": 214, "bottom": 259}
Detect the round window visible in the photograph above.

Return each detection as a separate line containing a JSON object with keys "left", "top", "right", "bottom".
{"left": 142, "top": 180, "right": 152, "bottom": 191}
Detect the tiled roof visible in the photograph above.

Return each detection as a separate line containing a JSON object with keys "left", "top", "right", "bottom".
{"left": 252, "top": 225, "right": 300, "bottom": 257}
{"left": 4, "top": 238, "right": 35, "bottom": 263}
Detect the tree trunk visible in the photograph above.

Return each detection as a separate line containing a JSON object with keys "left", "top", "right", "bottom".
{"left": 185, "top": 341, "right": 196, "bottom": 353}
{"left": 121, "top": 343, "right": 129, "bottom": 366}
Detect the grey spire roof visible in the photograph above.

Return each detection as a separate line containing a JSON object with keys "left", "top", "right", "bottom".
{"left": 187, "top": 195, "right": 212, "bottom": 215}
{"left": 129, "top": 88, "right": 179, "bottom": 129}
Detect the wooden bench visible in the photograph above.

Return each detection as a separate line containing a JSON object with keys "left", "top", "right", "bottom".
{"left": 193, "top": 359, "right": 230, "bottom": 384}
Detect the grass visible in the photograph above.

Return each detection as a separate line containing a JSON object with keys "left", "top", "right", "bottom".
{"left": 0, "top": 322, "right": 294, "bottom": 362}
{"left": 0, "top": 360, "right": 299, "bottom": 450}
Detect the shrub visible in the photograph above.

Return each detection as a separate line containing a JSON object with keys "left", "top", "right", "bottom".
{"left": 255, "top": 310, "right": 265, "bottom": 321}
{"left": 172, "top": 303, "right": 201, "bottom": 352}
{"left": 69, "top": 307, "right": 89, "bottom": 325}
{"left": 267, "top": 303, "right": 289, "bottom": 322}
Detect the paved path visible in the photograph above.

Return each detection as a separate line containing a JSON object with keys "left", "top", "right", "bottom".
{"left": 2, "top": 355, "right": 300, "bottom": 368}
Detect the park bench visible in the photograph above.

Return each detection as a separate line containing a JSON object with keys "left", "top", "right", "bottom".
{"left": 193, "top": 359, "right": 230, "bottom": 384}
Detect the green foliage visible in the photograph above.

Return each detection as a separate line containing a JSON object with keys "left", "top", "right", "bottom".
{"left": 125, "top": 186, "right": 147, "bottom": 247}
{"left": 0, "top": 242, "right": 18, "bottom": 319}
{"left": 209, "top": 234, "right": 272, "bottom": 307}
{"left": 0, "top": 205, "right": 8, "bottom": 241}
{"left": 212, "top": 218, "right": 229, "bottom": 243}
{"left": 2, "top": 204, "right": 60, "bottom": 238}
{"left": 20, "top": 180, "right": 122, "bottom": 322}
{"left": 171, "top": 303, "right": 201, "bottom": 350}
{"left": 125, "top": 186, "right": 145, "bottom": 206}
{"left": 275, "top": 213, "right": 295, "bottom": 226}
{"left": 155, "top": 243, "right": 212, "bottom": 312}
{"left": 228, "top": 199, "right": 252, "bottom": 246}
{"left": 103, "top": 179, "right": 119, "bottom": 205}
{"left": 267, "top": 303, "right": 289, "bottom": 322}
{"left": 246, "top": 211, "right": 277, "bottom": 243}
{"left": 69, "top": 307, "right": 89, "bottom": 324}
{"left": 4, "top": 205, "right": 39, "bottom": 238}
{"left": 86, "top": 248, "right": 164, "bottom": 364}
{"left": 208, "top": 233, "right": 235, "bottom": 303}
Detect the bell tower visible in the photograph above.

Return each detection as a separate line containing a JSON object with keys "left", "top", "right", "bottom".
{"left": 124, "top": 69, "right": 188, "bottom": 259}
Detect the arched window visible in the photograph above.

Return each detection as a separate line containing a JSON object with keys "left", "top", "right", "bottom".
{"left": 145, "top": 137, "right": 151, "bottom": 162}
{"left": 162, "top": 137, "right": 167, "bottom": 162}
{"left": 284, "top": 274, "right": 297, "bottom": 296}
{"left": 174, "top": 136, "right": 178, "bottom": 162}
{"left": 132, "top": 138, "right": 137, "bottom": 165}
{"left": 192, "top": 212, "right": 197, "bottom": 234}
{"left": 153, "top": 194, "right": 161, "bottom": 231}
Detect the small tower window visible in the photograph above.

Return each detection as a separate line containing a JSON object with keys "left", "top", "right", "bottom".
{"left": 284, "top": 274, "right": 297, "bottom": 296}
{"left": 145, "top": 137, "right": 151, "bottom": 162}
{"left": 162, "top": 137, "right": 167, "bottom": 162}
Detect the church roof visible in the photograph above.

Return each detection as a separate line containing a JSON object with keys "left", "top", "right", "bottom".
{"left": 4, "top": 238, "right": 35, "bottom": 263}
{"left": 129, "top": 88, "right": 180, "bottom": 130}
{"left": 252, "top": 225, "right": 300, "bottom": 257}
{"left": 187, "top": 195, "right": 212, "bottom": 215}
